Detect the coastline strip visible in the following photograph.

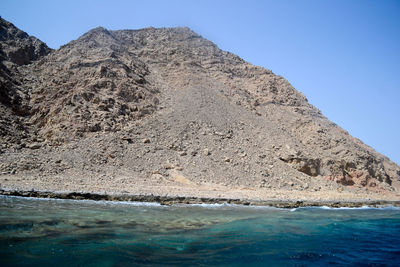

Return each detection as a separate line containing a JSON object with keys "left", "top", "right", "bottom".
{"left": 1, "top": 188, "right": 399, "bottom": 208}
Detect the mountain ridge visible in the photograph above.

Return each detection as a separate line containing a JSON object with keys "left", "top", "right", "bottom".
{"left": 1, "top": 17, "right": 399, "bottom": 202}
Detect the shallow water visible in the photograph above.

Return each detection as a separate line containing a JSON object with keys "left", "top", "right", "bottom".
{"left": 1, "top": 196, "right": 400, "bottom": 266}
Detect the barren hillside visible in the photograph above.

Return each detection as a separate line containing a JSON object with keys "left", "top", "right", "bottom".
{"left": 1, "top": 17, "right": 399, "bottom": 202}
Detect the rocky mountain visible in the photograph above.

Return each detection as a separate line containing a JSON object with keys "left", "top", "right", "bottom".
{"left": 0, "top": 18, "right": 52, "bottom": 144}
{"left": 1, "top": 17, "right": 399, "bottom": 201}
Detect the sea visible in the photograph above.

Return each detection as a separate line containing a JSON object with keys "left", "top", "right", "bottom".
{"left": 1, "top": 195, "right": 399, "bottom": 266}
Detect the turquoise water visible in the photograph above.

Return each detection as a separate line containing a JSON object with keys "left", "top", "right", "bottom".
{"left": 1, "top": 196, "right": 399, "bottom": 266}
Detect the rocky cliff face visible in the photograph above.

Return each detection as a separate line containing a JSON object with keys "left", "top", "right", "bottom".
{"left": 1, "top": 17, "right": 399, "bottom": 197}
{"left": 0, "top": 18, "right": 52, "bottom": 144}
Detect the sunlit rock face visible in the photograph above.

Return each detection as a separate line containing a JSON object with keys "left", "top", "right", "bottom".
{"left": 0, "top": 17, "right": 399, "bottom": 196}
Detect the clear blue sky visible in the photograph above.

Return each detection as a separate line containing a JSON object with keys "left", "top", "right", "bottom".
{"left": 2, "top": 0, "right": 399, "bottom": 165}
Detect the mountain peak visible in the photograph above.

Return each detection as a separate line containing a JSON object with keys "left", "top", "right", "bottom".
{"left": 0, "top": 17, "right": 399, "bottom": 202}
{"left": 0, "top": 17, "right": 52, "bottom": 65}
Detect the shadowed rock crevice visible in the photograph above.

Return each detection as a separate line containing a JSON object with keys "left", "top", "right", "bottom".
{"left": 280, "top": 157, "right": 321, "bottom": 177}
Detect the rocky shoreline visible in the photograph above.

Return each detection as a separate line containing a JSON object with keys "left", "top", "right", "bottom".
{"left": 1, "top": 188, "right": 399, "bottom": 208}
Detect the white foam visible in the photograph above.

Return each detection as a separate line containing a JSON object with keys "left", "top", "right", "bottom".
{"left": 298, "top": 205, "right": 400, "bottom": 211}
{"left": 0, "top": 195, "right": 164, "bottom": 207}
{"left": 97, "top": 200, "right": 163, "bottom": 207}
{"left": 180, "top": 203, "right": 287, "bottom": 211}
{"left": 2, "top": 195, "right": 399, "bottom": 210}
{"left": 183, "top": 203, "right": 238, "bottom": 208}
